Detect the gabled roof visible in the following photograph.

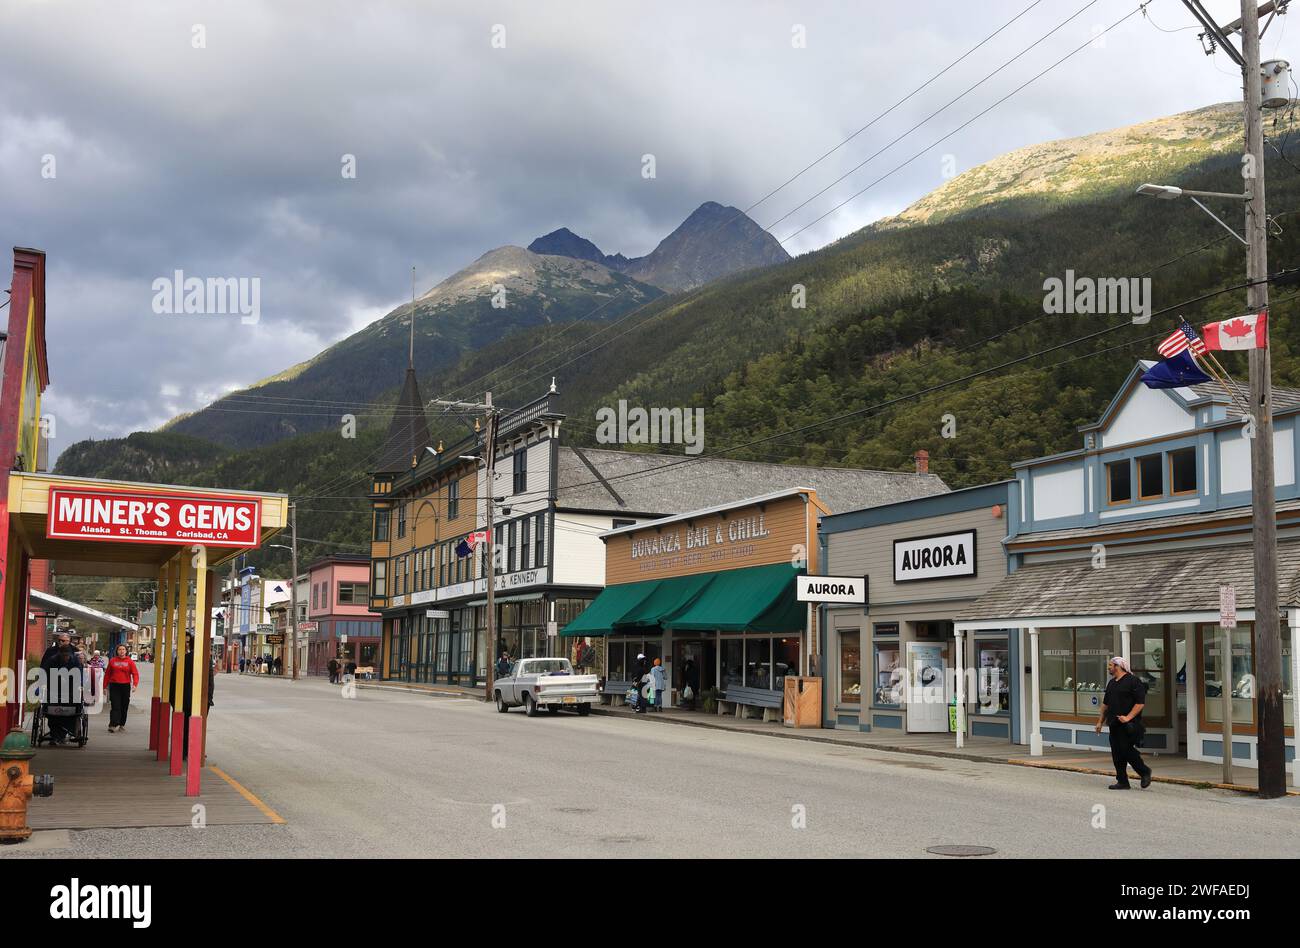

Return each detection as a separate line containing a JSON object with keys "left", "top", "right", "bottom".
{"left": 374, "top": 368, "right": 433, "bottom": 474}
{"left": 555, "top": 446, "right": 948, "bottom": 516}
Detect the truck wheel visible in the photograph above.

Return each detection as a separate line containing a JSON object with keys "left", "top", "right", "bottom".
{"left": 524, "top": 693, "right": 539, "bottom": 717}
{"left": 495, "top": 691, "right": 509, "bottom": 713}
{"left": 577, "top": 703, "right": 591, "bottom": 717}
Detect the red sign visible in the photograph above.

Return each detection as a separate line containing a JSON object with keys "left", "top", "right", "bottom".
{"left": 46, "top": 487, "right": 261, "bottom": 547}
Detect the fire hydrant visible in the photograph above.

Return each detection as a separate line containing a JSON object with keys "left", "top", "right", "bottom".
{"left": 0, "top": 727, "right": 54, "bottom": 843}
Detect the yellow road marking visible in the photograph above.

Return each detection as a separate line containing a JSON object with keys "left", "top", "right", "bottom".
{"left": 210, "top": 765, "right": 286, "bottom": 824}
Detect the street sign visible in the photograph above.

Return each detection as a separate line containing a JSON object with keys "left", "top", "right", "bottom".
{"left": 796, "top": 575, "right": 868, "bottom": 605}
{"left": 266, "top": 634, "right": 285, "bottom": 645}
{"left": 257, "top": 623, "right": 273, "bottom": 634}
{"left": 1220, "top": 584, "right": 1237, "bottom": 628}
{"left": 547, "top": 620, "right": 558, "bottom": 637}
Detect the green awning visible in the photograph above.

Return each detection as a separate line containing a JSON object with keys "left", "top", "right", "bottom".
{"left": 612, "top": 573, "right": 716, "bottom": 630}
{"left": 559, "top": 577, "right": 661, "bottom": 637}
{"left": 663, "top": 562, "right": 802, "bottom": 632}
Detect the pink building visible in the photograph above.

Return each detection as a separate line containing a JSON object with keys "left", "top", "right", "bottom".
{"left": 306, "top": 554, "right": 381, "bottom": 675}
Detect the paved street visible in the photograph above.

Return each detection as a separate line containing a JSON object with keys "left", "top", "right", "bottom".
{"left": 6, "top": 665, "right": 1298, "bottom": 859}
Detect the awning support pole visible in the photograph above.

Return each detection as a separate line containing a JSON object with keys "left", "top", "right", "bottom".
{"left": 1290, "top": 608, "right": 1300, "bottom": 785}
{"left": 169, "top": 552, "right": 190, "bottom": 777}
{"left": 149, "top": 561, "right": 165, "bottom": 752}
{"left": 186, "top": 546, "right": 208, "bottom": 796}
{"left": 1119, "top": 624, "right": 1131, "bottom": 668}
{"left": 1028, "top": 626, "right": 1043, "bottom": 757}
{"left": 157, "top": 555, "right": 175, "bottom": 762}
{"left": 954, "top": 627, "right": 966, "bottom": 749}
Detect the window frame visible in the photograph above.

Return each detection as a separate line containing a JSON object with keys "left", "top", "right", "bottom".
{"left": 447, "top": 480, "right": 460, "bottom": 521}
{"left": 374, "top": 508, "right": 390, "bottom": 542}
{"left": 1136, "top": 452, "right": 1164, "bottom": 500}
{"left": 1168, "top": 446, "right": 1198, "bottom": 496}
{"left": 1105, "top": 459, "right": 1133, "bottom": 506}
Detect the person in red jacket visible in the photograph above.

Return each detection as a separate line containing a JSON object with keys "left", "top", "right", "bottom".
{"left": 105, "top": 644, "right": 139, "bottom": 733}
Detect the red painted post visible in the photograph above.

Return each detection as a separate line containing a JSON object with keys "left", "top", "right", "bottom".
{"left": 157, "top": 701, "right": 170, "bottom": 761}
{"left": 169, "top": 709, "right": 184, "bottom": 775}
{"left": 148, "top": 696, "right": 160, "bottom": 751}
{"left": 185, "top": 716, "right": 203, "bottom": 796}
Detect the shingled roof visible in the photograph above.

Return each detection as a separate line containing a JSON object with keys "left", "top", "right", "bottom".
{"left": 960, "top": 540, "right": 1300, "bottom": 621}
{"left": 556, "top": 446, "right": 948, "bottom": 516}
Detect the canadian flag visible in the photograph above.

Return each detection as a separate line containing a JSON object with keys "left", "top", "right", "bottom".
{"left": 1201, "top": 310, "right": 1268, "bottom": 350}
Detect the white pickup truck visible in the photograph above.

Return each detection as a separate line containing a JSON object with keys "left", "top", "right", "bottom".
{"left": 493, "top": 658, "right": 599, "bottom": 717}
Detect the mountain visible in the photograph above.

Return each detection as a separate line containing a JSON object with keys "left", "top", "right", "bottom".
{"left": 56, "top": 101, "right": 1300, "bottom": 572}
{"left": 527, "top": 201, "right": 790, "bottom": 292}
{"left": 161, "top": 246, "right": 661, "bottom": 449}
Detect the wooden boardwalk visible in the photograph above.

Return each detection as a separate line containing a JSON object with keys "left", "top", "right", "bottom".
{"left": 24, "top": 680, "right": 281, "bottom": 830}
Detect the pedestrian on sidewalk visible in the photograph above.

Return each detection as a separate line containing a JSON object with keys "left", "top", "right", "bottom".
{"left": 327, "top": 657, "right": 340, "bottom": 684}
{"left": 633, "top": 653, "right": 650, "bottom": 714}
{"left": 680, "top": 657, "right": 699, "bottom": 711}
{"left": 1095, "top": 656, "right": 1152, "bottom": 790}
{"left": 105, "top": 644, "right": 139, "bottom": 733}
{"left": 650, "top": 658, "right": 665, "bottom": 712}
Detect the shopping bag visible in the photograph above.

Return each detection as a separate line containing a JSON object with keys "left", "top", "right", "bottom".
{"left": 682, "top": 685, "right": 694, "bottom": 701}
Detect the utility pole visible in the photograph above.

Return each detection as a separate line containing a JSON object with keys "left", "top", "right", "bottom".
{"left": 227, "top": 558, "right": 237, "bottom": 673}
{"left": 289, "top": 501, "right": 300, "bottom": 681}
{"left": 1239, "top": 0, "right": 1287, "bottom": 798}
{"left": 429, "top": 392, "right": 503, "bottom": 700}
{"left": 483, "top": 400, "right": 499, "bottom": 703}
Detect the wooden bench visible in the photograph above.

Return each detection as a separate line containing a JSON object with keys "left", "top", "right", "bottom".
{"left": 602, "top": 679, "right": 634, "bottom": 706}
{"left": 718, "top": 686, "right": 782, "bottom": 722}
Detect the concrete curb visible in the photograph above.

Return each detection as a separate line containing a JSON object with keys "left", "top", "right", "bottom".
{"left": 586, "top": 706, "right": 1298, "bottom": 797}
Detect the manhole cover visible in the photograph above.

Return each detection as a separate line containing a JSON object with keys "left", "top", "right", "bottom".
{"left": 926, "top": 845, "right": 997, "bottom": 857}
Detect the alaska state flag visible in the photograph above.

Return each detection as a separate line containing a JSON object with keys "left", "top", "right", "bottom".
{"left": 1141, "top": 350, "right": 1212, "bottom": 389}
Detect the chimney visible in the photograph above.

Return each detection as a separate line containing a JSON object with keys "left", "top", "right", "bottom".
{"left": 914, "top": 449, "right": 929, "bottom": 475}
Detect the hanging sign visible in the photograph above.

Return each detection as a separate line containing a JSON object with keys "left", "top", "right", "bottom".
{"left": 796, "top": 575, "right": 868, "bottom": 604}
{"left": 894, "top": 530, "right": 976, "bottom": 582}
{"left": 46, "top": 487, "right": 261, "bottom": 546}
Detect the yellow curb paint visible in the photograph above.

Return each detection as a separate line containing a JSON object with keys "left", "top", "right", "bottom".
{"left": 210, "top": 765, "right": 286, "bottom": 823}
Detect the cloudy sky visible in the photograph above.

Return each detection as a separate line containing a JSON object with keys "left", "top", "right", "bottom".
{"left": 0, "top": 0, "right": 1274, "bottom": 459}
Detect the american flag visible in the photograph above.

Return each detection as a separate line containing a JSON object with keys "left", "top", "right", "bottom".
{"left": 1157, "top": 320, "right": 1207, "bottom": 358}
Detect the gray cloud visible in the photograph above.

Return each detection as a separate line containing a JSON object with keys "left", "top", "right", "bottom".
{"left": 0, "top": 0, "right": 1248, "bottom": 460}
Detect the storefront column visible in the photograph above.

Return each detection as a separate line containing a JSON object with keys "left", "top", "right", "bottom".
{"left": 954, "top": 627, "right": 966, "bottom": 749}
{"left": 186, "top": 548, "right": 209, "bottom": 796}
{"left": 1119, "top": 624, "right": 1131, "bottom": 667}
{"left": 1291, "top": 608, "right": 1300, "bottom": 782}
{"left": 169, "top": 552, "right": 190, "bottom": 777}
{"left": 1028, "top": 626, "right": 1043, "bottom": 756}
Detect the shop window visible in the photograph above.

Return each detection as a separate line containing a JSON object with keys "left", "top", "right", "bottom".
{"left": 839, "top": 631, "right": 861, "bottom": 704}
{"left": 745, "top": 638, "right": 772, "bottom": 689}
{"left": 1201, "top": 624, "right": 1258, "bottom": 729}
{"left": 1130, "top": 626, "right": 1168, "bottom": 723}
{"left": 1137, "top": 453, "right": 1163, "bottom": 499}
{"left": 1040, "top": 627, "right": 1112, "bottom": 719}
{"left": 974, "top": 639, "right": 1009, "bottom": 713}
{"left": 1169, "top": 447, "right": 1197, "bottom": 495}
{"left": 873, "top": 641, "right": 902, "bottom": 706}
{"left": 607, "top": 641, "right": 627, "bottom": 681}
{"left": 1106, "top": 461, "right": 1132, "bottom": 505}
{"left": 774, "top": 637, "right": 799, "bottom": 691}
{"left": 721, "top": 639, "right": 744, "bottom": 690}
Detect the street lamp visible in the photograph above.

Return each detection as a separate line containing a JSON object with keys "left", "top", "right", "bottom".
{"left": 1135, "top": 182, "right": 1250, "bottom": 244}
{"left": 268, "top": 530, "right": 300, "bottom": 680}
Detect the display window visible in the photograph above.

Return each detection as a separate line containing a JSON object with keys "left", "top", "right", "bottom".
{"left": 1040, "top": 626, "right": 1113, "bottom": 720}
{"left": 1197, "top": 622, "right": 1294, "bottom": 734}
{"left": 974, "top": 638, "right": 1009, "bottom": 713}
{"left": 839, "top": 630, "right": 861, "bottom": 704}
{"left": 874, "top": 641, "right": 902, "bottom": 706}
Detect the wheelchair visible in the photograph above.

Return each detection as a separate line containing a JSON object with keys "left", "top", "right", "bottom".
{"left": 30, "top": 700, "right": 90, "bottom": 748}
